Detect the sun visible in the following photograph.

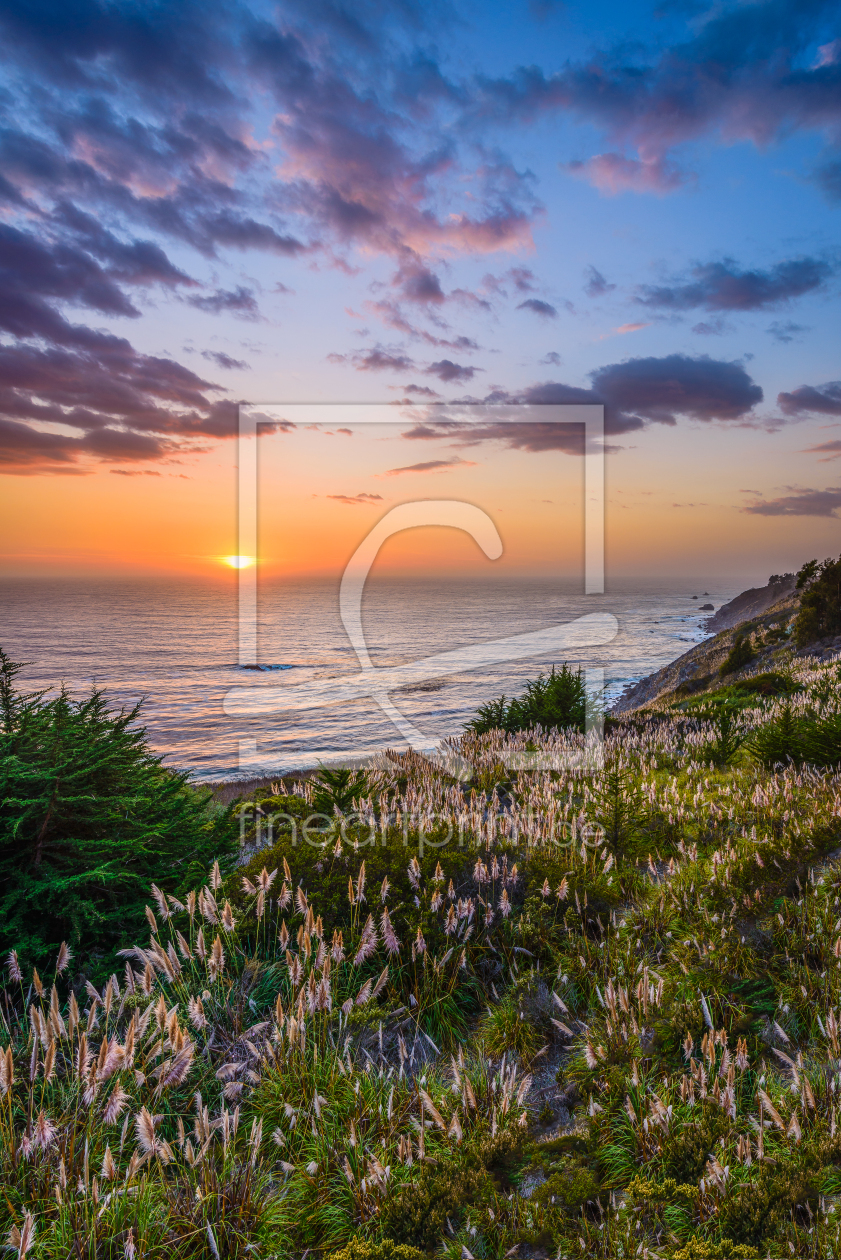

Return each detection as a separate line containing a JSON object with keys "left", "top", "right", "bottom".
{"left": 222, "top": 555, "right": 255, "bottom": 569}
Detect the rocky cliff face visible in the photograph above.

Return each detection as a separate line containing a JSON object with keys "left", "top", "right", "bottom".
{"left": 702, "top": 575, "right": 796, "bottom": 632}
{"left": 611, "top": 584, "right": 802, "bottom": 715}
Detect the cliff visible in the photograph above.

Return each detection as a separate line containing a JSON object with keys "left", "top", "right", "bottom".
{"left": 702, "top": 574, "right": 797, "bottom": 632}
{"left": 611, "top": 583, "right": 802, "bottom": 715}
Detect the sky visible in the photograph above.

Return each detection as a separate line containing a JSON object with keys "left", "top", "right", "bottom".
{"left": 1, "top": 0, "right": 840, "bottom": 584}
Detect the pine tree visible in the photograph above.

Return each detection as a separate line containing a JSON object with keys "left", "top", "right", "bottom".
{"left": 0, "top": 649, "right": 238, "bottom": 975}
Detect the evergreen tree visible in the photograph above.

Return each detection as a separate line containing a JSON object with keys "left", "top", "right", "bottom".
{"left": 465, "top": 664, "right": 589, "bottom": 735}
{"left": 794, "top": 555, "right": 841, "bottom": 647}
{"left": 0, "top": 649, "right": 238, "bottom": 975}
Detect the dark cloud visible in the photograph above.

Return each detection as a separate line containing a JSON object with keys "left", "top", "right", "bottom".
{"left": 767, "top": 320, "right": 808, "bottom": 343}
{"left": 201, "top": 350, "right": 249, "bottom": 369}
{"left": 329, "top": 347, "right": 415, "bottom": 372}
{"left": 691, "top": 317, "right": 729, "bottom": 336}
{"left": 425, "top": 359, "right": 480, "bottom": 383}
{"left": 186, "top": 286, "right": 260, "bottom": 318}
{"left": 778, "top": 381, "right": 841, "bottom": 415}
{"left": 637, "top": 257, "right": 832, "bottom": 312}
{"left": 813, "top": 159, "right": 841, "bottom": 202}
{"left": 517, "top": 298, "right": 558, "bottom": 318}
{"left": 743, "top": 487, "right": 841, "bottom": 517}
{"left": 584, "top": 266, "right": 616, "bottom": 298}
{"left": 400, "top": 383, "right": 441, "bottom": 397}
{"left": 472, "top": 0, "right": 841, "bottom": 189}
{"left": 398, "top": 353, "right": 765, "bottom": 453}
{"left": 540, "top": 351, "right": 562, "bottom": 365}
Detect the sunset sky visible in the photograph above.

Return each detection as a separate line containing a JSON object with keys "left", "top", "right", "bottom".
{"left": 2, "top": 0, "right": 840, "bottom": 583}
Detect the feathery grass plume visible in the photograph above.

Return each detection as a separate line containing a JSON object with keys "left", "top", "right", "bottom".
{"left": 6, "top": 949, "right": 21, "bottom": 981}
{"left": 8, "top": 1212, "right": 36, "bottom": 1260}
{"left": 0, "top": 1045, "right": 13, "bottom": 1095}
{"left": 208, "top": 934, "right": 225, "bottom": 979}
{"left": 55, "top": 941, "right": 71, "bottom": 974}
{"left": 221, "top": 900, "right": 236, "bottom": 931}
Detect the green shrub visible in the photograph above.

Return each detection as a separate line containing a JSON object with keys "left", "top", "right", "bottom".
{"left": 719, "top": 634, "right": 756, "bottom": 677}
{"left": 380, "top": 1130, "right": 527, "bottom": 1252}
{"left": 327, "top": 1243, "right": 427, "bottom": 1260}
{"left": 0, "top": 648, "right": 238, "bottom": 974}
{"left": 466, "top": 664, "right": 587, "bottom": 735}
{"left": 747, "top": 703, "right": 804, "bottom": 767}
{"left": 794, "top": 554, "right": 841, "bottom": 646}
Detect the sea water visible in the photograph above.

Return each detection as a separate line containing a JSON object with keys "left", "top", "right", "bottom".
{"left": 0, "top": 575, "right": 742, "bottom": 780}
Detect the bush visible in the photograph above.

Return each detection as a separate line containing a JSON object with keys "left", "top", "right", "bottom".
{"left": 465, "top": 664, "right": 587, "bottom": 735}
{"left": 747, "top": 703, "right": 804, "bottom": 767}
{"left": 719, "top": 634, "right": 756, "bottom": 677}
{"left": 794, "top": 554, "right": 841, "bottom": 646}
{"left": 0, "top": 648, "right": 238, "bottom": 974}
{"left": 327, "top": 1243, "right": 427, "bottom": 1260}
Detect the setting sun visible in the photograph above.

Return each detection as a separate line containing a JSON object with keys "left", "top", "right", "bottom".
{"left": 222, "top": 555, "right": 254, "bottom": 569}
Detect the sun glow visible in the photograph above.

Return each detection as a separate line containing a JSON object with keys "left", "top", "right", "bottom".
{"left": 222, "top": 555, "right": 255, "bottom": 569}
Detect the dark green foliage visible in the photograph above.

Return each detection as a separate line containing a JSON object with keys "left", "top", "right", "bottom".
{"left": 719, "top": 633, "right": 756, "bottom": 677}
{"left": 661, "top": 1107, "right": 732, "bottom": 1183}
{"left": 311, "top": 764, "right": 370, "bottom": 814}
{"left": 588, "top": 761, "right": 647, "bottom": 852}
{"left": 380, "top": 1129, "right": 526, "bottom": 1252}
{"left": 794, "top": 554, "right": 841, "bottom": 646}
{"left": 465, "top": 664, "right": 587, "bottom": 735}
{"left": 734, "top": 670, "right": 798, "bottom": 697}
{"left": 0, "top": 648, "right": 238, "bottom": 974}
{"left": 697, "top": 701, "right": 748, "bottom": 766}
{"left": 748, "top": 702, "right": 803, "bottom": 767}
{"left": 802, "top": 711, "right": 841, "bottom": 767}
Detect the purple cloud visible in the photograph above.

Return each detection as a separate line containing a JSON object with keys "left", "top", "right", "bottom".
{"left": 778, "top": 381, "right": 841, "bottom": 416}
{"left": 517, "top": 298, "right": 558, "bottom": 318}
{"left": 425, "top": 359, "right": 479, "bottom": 383}
{"left": 743, "top": 487, "right": 841, "bottom": 517}
{"left": 637, "top": 257, "right": 833, "bottom": 312}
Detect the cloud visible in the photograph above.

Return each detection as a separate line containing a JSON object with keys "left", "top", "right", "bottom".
{"left": 813, "top": 160, "right": 841, "bottom": 202}
{"left": 692, "top": 318, "right": 730, "bottom": 336}
{"left": 637, "top": 257, "right": 833, "bottom": 312}
{"left": 398, "top": 352, "right": 765, "bottom": 453}
{"left": 743, "top": 487, "right": 841, "bottom": 517}
{"left": 767, "top": 320, "right": 808, "bottom": 343}
{"left": 473, "top": 1, "right": 841, "bottom": 190}
{"left": 201, "top": 350, "right": 249, "bottom": 369}
{"left": 399, "top": 383, "right": 441, "bottom": 397}
{"left": 541, "top": 351, "right": 562, "bottom": 365}
{"left": 517, "top": 298, "right": 558, "bottom": 318}
{"left": 329, "top": 347, "right": 415, "bottom": 372}
{"left": 187, "top": 286, "right": 260, "bottom": 317}
{"left": 802, "top": 440, "right": 841, "bottom": 461}
{"left": 326, "top": 491, "right": 384, "bottom": 505}
{"left": 383, "top": 457, "right": 478, "bottom": 476}
{"left": 612, "top": 322, "right": 650, "bottom": 335}
{"left": 425, "top": 359, "right": 479, "bottom": 383}
{"left": 778, "top": 381, "right": 841, "bottom": 416}
{"left": 584, "top": 266, "right": 616, "bottom": 298}
{"left": 567, "top": 153, "right": 686, "bottom": 195}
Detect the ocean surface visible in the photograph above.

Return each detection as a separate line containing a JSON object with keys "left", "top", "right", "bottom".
{"left": 0, "top": 575, "right": 743, "bottom": 780}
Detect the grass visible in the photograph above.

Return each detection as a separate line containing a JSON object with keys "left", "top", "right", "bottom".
{"left": 7, "top": 653, "right": 841, "bottom": 1255}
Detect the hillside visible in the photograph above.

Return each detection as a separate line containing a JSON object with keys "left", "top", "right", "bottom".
{"left": 611, "top": 579, "right": 833, "bottom": 714}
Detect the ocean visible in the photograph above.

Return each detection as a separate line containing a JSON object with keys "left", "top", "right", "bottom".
{"left": 0, "top": 575, "right": 743, "bottom": 780}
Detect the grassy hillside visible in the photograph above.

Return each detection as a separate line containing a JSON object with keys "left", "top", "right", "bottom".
{"left": 5, "top": 653, "right": 841, "bottom": 1257}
